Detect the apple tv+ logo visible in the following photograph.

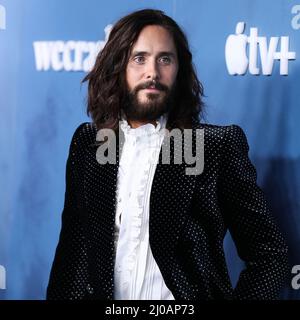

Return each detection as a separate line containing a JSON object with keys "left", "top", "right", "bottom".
{"left": 225, "top": 22, "right": 296, "bottom": 76}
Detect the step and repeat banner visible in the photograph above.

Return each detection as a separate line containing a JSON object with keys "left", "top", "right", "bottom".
{"left": 0, "top": 0, "right": 300, "bottom": 299}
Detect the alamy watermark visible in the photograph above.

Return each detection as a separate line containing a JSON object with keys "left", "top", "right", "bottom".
{"left": 292, "top": 5, "right": 300, "bottom": 30}
{"left": 291, "top": 265, "right": 300, "bottom": 289}
{"left": 0, "top": 265, "right": 6, "bottom": 289}
{"left": 0, "top": 4, "right": 6, "bottom": 30}
{"left": 96, "top": 125, "right": 204, "bottom": 176}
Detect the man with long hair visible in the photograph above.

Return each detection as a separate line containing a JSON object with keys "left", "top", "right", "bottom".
{"left": 47, "top": 9, "right": 288, "bottom": 300}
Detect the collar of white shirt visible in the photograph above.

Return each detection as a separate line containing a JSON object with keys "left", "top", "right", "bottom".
{"left": 119, "top": 113, "right": 167, "bottom": 138}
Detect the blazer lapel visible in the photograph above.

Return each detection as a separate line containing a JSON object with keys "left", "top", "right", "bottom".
{"left": 83, "top": 129, "right": 122, "bottom": 299}
{"left": 149, "top": 131, "right": 198, "bottom": 258}
{"left": 149, "top": 126, "right": 207, "bottom": 299}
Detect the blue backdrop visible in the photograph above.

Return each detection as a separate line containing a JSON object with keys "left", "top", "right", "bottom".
{"left": 0, "top": 0, "right": 299, "bottom": 299}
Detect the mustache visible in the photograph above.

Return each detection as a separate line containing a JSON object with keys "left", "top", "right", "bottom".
{"left": 133, "top": 81, "right": 169, "bottom": 93}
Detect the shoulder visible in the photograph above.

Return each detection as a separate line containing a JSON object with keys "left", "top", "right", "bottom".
{"left": 70, "top": 122, "right": 98, "bottom": 148}
{"left": 194, "top": 123, "right": 248, "bottom": 149}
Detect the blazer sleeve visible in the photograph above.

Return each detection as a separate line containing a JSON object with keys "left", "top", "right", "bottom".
{"left": 218, "top": 125, "right": 289, "bottom": 300}
{"left": 46, "top": 124, "right": 89, "bottom": 300}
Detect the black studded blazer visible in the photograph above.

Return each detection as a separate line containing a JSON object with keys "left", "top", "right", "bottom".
{"left": 47, "top": 121, "right": 289, "bottom": 300}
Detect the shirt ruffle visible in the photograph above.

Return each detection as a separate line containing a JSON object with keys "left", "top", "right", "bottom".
{"left": 114, "top": 114, "right": 173, "bottom": 299}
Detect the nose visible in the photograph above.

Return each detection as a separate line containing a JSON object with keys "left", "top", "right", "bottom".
{"left": 146, "top": 59, "right": 160, "bottom": 81}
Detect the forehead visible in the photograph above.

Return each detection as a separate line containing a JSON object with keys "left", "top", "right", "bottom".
{"left": 131, "top": 25, "right": 177, "bottom": 53}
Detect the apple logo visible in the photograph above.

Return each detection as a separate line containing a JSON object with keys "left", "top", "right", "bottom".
{"left": 225, "top": 22, "right": 248, "bottom": 75}
{"left": 0, "top": 265, "right": 5, "bottom": 289}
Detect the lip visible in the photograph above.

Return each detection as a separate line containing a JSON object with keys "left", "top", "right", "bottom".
{"left": 143, "top": 88, "right": 160, "bottom": 92}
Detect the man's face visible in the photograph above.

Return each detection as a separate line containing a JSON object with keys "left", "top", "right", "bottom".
{"left": 124, "top": 25, "right": 179, "bottom": 121}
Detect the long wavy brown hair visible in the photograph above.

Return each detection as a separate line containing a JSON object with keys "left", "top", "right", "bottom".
{"left": 83, "top": 9, "right": 204, "bottom": 130}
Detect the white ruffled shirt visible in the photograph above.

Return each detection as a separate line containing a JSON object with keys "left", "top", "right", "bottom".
{"left": 113, "top": 115, "right": 175, "bottom": 300}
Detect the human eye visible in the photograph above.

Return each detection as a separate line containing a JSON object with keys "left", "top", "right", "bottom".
{"left": 133, "top": 55, "right": 145, "bottom": 64}
{"left": 158, "top": 56, "right": 172, "bottom": 65}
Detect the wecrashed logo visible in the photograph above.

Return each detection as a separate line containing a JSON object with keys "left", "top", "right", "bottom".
{"left": 0, "top": 265, "right": 5, "bottom": 289}
{"left": 225, "top": 22, "right": 296, "bottom": 76}
{"left": 0, "top": 4, "right": 6, "bottom": 30}
{"left": 33, "top": 24, "right": 112, "bottom": 72}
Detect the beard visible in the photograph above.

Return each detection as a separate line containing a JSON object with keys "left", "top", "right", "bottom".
{"left": 123, "top": 80, "right": 176, "bottom": 122}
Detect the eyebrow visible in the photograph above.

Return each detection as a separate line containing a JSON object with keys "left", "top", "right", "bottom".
{"left": 130, "top": 51, "right": 177, "bottom": 58}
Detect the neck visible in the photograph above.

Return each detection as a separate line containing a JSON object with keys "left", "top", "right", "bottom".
{"left": 127, "top": 119, "right": 157, "bottom": 129}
